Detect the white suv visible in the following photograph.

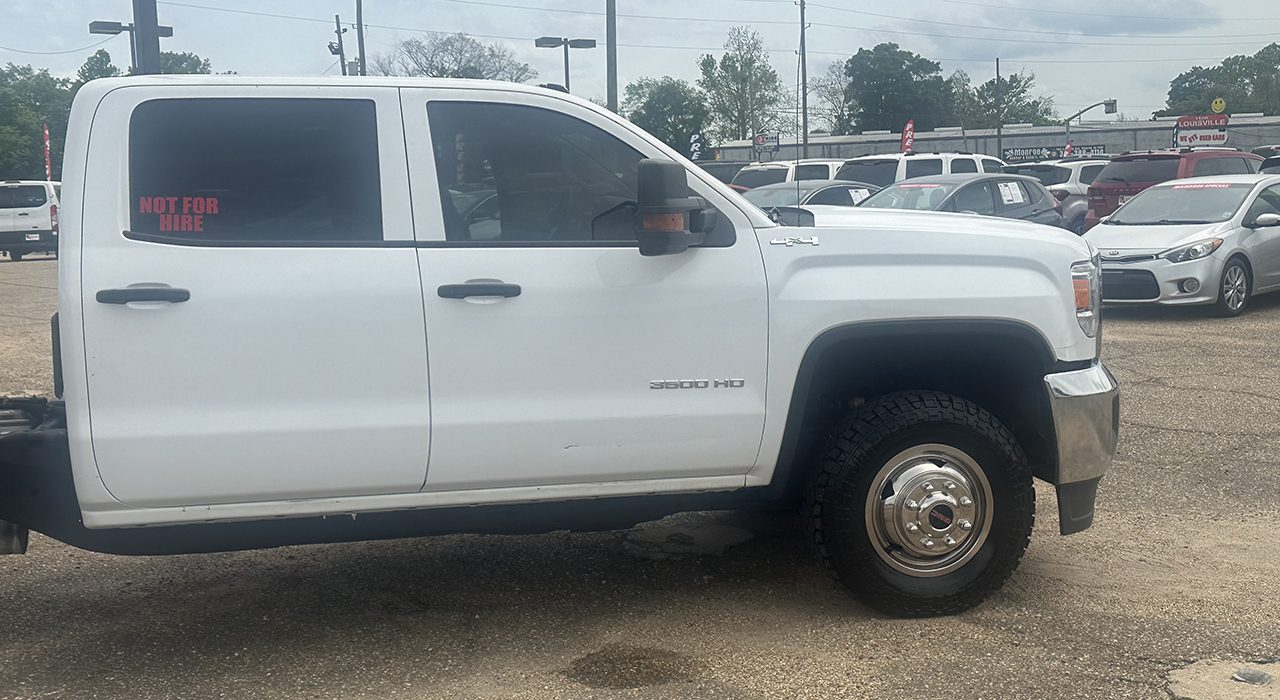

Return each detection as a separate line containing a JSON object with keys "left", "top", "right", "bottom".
{"left": 835, "top": 152, "right": 1006, "bottom": 189}
{"left": 730, "top": 159, "right": 847, "bottom": 189}
{"left": 1, "top": 180, "right": 59, "bottom": 261}
{"left": 1003, "top": 157, "right": 1109, "bottom": 235}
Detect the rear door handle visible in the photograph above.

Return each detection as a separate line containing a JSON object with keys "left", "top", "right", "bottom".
{"left": 96, "top": 288, "right": 191, "bottom": 304}
{"left": 437, "top": 283, "right": 521, "bottom": 299}
{"left": 17, "top": 212, "right": 28, "bottom": 216}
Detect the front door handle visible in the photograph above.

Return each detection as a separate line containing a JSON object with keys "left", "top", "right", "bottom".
{"left": 438, "top": 283, "right": 521, "bottom": 299}
{"left": 17, "top": 212, "right": 28, "bottom": 216}
{"left": 96, "top": 287, "right": 191, "bottom": 304}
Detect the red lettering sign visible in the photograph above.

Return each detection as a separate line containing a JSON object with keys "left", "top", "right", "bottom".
{"left": 1176, "top": 114, "right": 1228, "bottom": 129}
{"left": 139, "top": 196, "right": 220, "bottom": 220}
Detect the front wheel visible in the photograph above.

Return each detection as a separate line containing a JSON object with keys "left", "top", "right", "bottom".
{"left": 7, "top": 252, "right": 21, "bottom": 262}
{"left": 808, "top": 391, "right": 1034, "bottom": 617}
{"left": 1214, "top": 258, "right": 1250, "bottom": 317}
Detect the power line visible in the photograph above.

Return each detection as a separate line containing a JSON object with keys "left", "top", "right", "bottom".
{"left": 923, "top": 0, "right": 1280, "bottom": 22}
{"left": 808, "top": 19, "right": 1279, "bottom": 47}
{"left": 807, "top": 2, "right": 1280, "bottom": 40}
{"left": 428, "top": 0, "right": 795, "bottom": 24}
{"left": 0, "top": 34, "right": 119, "bottom": 56}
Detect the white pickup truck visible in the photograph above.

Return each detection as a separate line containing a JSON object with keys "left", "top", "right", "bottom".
{"left": 0, "top": 76, "right": 1118, "bottom": 617}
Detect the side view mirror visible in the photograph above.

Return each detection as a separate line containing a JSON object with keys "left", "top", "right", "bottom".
{"left": 1248, "top": 212, "right": 1280, "bottom": 228}
{"left": 635, "top": 159, "right": 708, "bottom": 256}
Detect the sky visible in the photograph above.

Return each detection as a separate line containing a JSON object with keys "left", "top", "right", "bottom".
{"left": 3, "top": 0, "right": 1279, "bottom": 124}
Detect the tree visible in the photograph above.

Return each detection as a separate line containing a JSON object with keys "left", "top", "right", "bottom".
{"left": 810, "top": 61, "right": 857, "bottom": 135}
{"left": 371, "top": 33, "right": 536, "bottom": 82}
{"left": 697, "top": 27, "right": 785, "bottom": 142}
{"left": 77, "top": 49, "right": 121, "bottom": 84}
{"left": 623, "top": 77, "right": 709, "bottom": 152}
{"left": 0, "top": 63, "right": 72, "bottom": 180}
{"left": 1157, "top": 43, "right": 1280, "bottom": 116}
{"left": 159, "top": 51, "right": 212, "bottom": 75}
{"left": 950, "top": 69, "right": 1056, "bottom": 129}
{"left": 842, "top": 43, "right": 954, "bottom": 133}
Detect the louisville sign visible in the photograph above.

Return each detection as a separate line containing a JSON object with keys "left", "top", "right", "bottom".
{"left": 1176, "top": 114, "right": 1228, "bottom": 129}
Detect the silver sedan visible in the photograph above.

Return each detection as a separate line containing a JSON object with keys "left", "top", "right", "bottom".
{"left": 1084, "top": 174, "right": 1280, "bottom": 316}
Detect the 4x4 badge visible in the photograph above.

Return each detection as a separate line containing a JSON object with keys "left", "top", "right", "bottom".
{"left": 770, "top": 236, "right": 819, "bottom": 247}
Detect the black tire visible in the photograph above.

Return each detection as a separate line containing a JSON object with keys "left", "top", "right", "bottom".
{"left": 1068, "top": 216, "right": 1087, "bottom": 236}
{"left": 8, "top": 252, "right": 21, "bottom": 262}
{"left": 1214, "top": 257, "right": 1251, "bottom": 317}
{"left": 808, "top": 391, "right": 1034, "bottom": 617}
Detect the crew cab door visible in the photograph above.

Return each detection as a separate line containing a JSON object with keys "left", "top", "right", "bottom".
{"left": 401, "top": 88, "right": 768, "bottom": 491}
{"left": 79, "top": 87, "right": 431, "bottom": 508}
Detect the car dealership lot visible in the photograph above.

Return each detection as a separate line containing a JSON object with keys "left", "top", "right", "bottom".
{"left": 1, "top": 258, "right": 1277, "bottom": 700}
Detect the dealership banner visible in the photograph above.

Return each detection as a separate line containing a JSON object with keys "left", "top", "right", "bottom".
{"left": 1002, "top": 144, "right": 1106, "bottom": 162}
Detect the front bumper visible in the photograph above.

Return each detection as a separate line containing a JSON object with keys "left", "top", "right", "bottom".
{"left": 1100, "top": 254, "right": 1223, "bottom": 306}
{"left": 1043, "top": 362, "right": 1119, "bottom": 535}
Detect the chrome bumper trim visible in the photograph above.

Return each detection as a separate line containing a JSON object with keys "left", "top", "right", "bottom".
{"left": 1044, "top": 362, "right": 1119, "bottom": 485}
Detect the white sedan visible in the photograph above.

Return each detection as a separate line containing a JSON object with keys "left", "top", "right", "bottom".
{"left": 1084, "top": 174, "right": 1280, "bottom": 316}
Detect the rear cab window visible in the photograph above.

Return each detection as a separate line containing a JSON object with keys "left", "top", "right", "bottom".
{"left": 129, "top": 98, "right": 383, "bottom": 244}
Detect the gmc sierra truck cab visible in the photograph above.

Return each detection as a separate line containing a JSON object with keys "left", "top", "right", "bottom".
{"left": 0, "top": 77, "right": 1119, "bottom": 617}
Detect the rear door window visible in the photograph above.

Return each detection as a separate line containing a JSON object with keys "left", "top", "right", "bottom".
{"left": 12, "top": 186, "right": 47, "bottom": 208}
{"left": 805, "top": 186, "right": 855, "bottom": 206}
{"left": 1194, "top": 157, "right": 1251, "bottom": 176}
{"left": 835, "top": 160, "right": 899, "bottom": 188}
{"left": 129, "top": 98, "right": 383, "bottom": 244}
{"left": 981, "top": 159, "right": 1003, "bottom": 173}
{"left": 732, "top": 168, "right": 789, "bottom": 188}
{"left": 905, "top": 158, "right": 943, "bottom": 179}
{"left": 950, "top": 182, "right": 995, "bottom": 214}
{"left": 949, "top": 158, "right": 978, "bottom": 173}
{"left": 793, "top": 164, "right": 829, "bottom": 181}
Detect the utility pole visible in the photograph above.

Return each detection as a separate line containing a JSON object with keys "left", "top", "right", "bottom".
{"left": 606, "top": 0, "right": 618, "bottom": 112}
{"left": 355, "top": 0, "right": 367, "bottom": 76}
{"left": 995, "top": 57, "right": 1002, "bottom": 159}
{"left": 799, "top": 0, "right": 809, "bottom": 159}
{"left": 131, "top": 0, "right": 162, "bottom": 74}
{"left": 333, "top": 15, "right": 348, "bottom": 76}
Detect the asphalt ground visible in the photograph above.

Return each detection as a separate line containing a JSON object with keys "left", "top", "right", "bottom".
{"left": 1, "top": 256, "right": 1278, "bottom": 699}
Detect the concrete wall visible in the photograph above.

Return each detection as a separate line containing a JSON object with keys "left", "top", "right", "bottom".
{"left": 712, "top": 116, "right": 1280, "bottom": 163}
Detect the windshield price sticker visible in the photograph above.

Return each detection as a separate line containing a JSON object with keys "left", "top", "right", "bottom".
{"left": 899, "top": 183, "right": 942, "bottom": 188}
{"left": 1172, "top": 183, "right": 1231, "bottom": 189}
{"left": 998, "top": 182, "right": 1025, "bottom": 204}
{"left": 849, "top": 188, "right": 870, "bottom": 203}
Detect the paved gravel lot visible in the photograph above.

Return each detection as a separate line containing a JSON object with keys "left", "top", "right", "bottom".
{"left": 1, "top": 257, "right": 1278, "bottom": 699}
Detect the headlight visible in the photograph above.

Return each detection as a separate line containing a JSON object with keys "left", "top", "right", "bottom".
{"left": 1071, "top": 251, "right": 1102, "bottom": 339}
{"left": 1163, "top": 238, "right": 1223, "bottom": 263}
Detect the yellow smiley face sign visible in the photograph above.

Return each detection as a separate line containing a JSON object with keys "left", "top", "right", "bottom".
{"left": 1212, "top": 97, "right": 1226, "bottom": 114}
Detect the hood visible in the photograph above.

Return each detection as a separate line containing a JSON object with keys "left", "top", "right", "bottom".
{"left": 1083, "top": 220, "right": 1234, "bottom": 253}
{"left": 800, "top": 206, "right": 1081, "bottom": 248}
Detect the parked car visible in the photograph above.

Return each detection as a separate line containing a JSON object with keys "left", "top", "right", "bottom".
{"left": 695, "top": 160, "right": 751, "bottom": 185}
{"left": 856, "top": 173, "right": 1065, "bottom": 228}
{"left": 0, "top": 75, "right": 1118, "bottom": 619}
{"left": 1003, "top": 157, "right": 1109, "bottom": 234}
{"left": 729, "top": 159, "right": 847, "bottom": 189}
{"left": 834, "top": 152, "right": 1006, "bottom": 189}
{"left": 1261, "top": 156, "right": 1280, "bottom": 174}
{"left": 1251, "top": 145, "right": 1280, "bottom": 159}
{"left": 1084, "top": 148, "right": 1264, "bottom": 232}
{"left": 740, "top": 179, "right": 879, "bottom": 210}
{"left": 1084, "top": 174, "right": 1280, "bottom": 316}
{"left": 0, "top": 180, "right": 59, "bottom": 261}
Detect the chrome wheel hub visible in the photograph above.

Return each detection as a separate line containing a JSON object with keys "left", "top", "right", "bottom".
{"left": 866, "top": 444, "right": 993, "bottom": 577}
{"left": 1223, "top": 266, "right": 1247, "bottom": 311}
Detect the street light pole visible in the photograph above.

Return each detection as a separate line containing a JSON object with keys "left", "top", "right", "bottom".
{"left": 606, "top": 0, "right": 618, "bottom": 111}
{"left": 89, "top": 18, "right": 173, "bottom": 74}
{"left": 535, "top": 37, "right": 596, "bottom": 93}
{"left": 1064, "top": 99, "right": 1118, "bottom": 144}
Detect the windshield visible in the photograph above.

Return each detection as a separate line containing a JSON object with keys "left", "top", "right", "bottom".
{"left": 1004, "top": 165, "right": 1071, "bottom": 186}
{"left": 1109, "top": 182, "right": 1253, "bottom": 225}
{"left": 731, "top": 168, "right": 789, "bottom": 189}
{"left": 1095, "top": 157, "right": 1179, "bottom": 185}
{"left": 741, "top": 182, "right": 825, "bottom": 208}
{"left": 859, "top": 181, "right": 962, "bottom": 210}
{"left": 835, "top": 160, "right": 898, "bottom": 188}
